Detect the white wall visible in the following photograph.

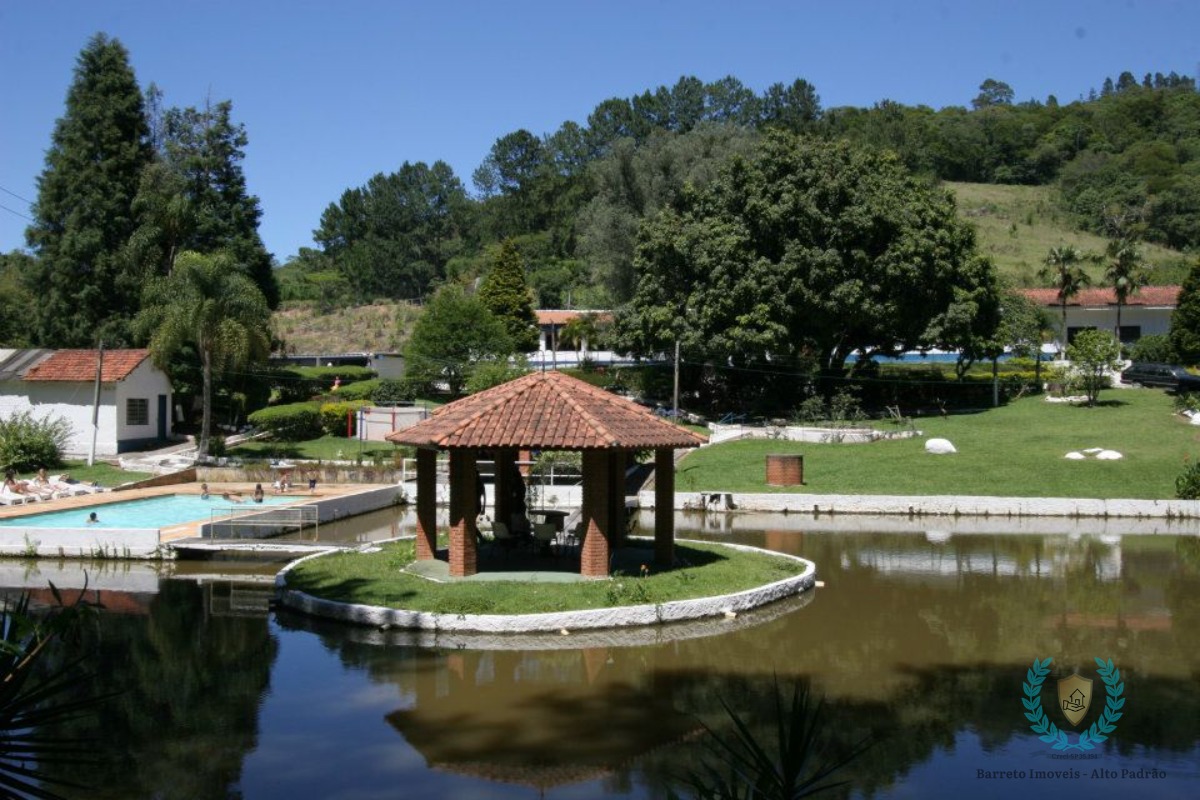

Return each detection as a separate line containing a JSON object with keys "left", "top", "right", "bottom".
{"left": 1061, "top": 305, "right": 1173, "bottom": 339}
{"left": 114, "top": 360, "right": 172, "bottom": 446}
{"left": 0, "top": 360, "right": 171, "bottom": 457}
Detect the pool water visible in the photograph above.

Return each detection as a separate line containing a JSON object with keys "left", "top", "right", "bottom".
{"left": 0, "top": 493, "right": 302, "bottom": 529}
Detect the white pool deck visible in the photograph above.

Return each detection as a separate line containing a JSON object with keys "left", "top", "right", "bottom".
{"left": 0, "top": 483, "right": 404, "bottom": 558}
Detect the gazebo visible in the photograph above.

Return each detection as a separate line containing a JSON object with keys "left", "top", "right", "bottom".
{"left": 386, "top": 371, "right": 707, "bottom": 578}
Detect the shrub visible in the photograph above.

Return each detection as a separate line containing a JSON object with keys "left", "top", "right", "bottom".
{"left": 1176, "top": 458, "right": 1200, "bottom": 499}
{"left": 247, "top": 402, "right": 322, "bottom": 441}
{"left": 0, "top": 411, "right": 71, "bottom": 472}
{"left": 465, "top": 359, "right": 530, "bottom": 394}
{"left": 265, "top": 365, "right": 376, "bottom": 403}
{"left": 372, "top": 378, "right": 420, "bottom": 405}
{"left": 1129, "top": 334, "right": 1179, "bottom": 365}
{"left": 335, "top": 379, "right": 380, "bottom": 401}
{"left": 319, "top": 400, "right": 371, "bottom": 437}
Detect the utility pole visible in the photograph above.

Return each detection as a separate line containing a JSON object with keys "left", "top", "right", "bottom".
{"left": 87, "top": 341, "right": 104, "bottom": 466}
{"left": 672, "top": 339, "right": 680, "bottom": 420}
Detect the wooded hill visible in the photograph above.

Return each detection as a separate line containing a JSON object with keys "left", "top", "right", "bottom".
{"left": 278, "top": 71, "right": 1200, "bottom": 312}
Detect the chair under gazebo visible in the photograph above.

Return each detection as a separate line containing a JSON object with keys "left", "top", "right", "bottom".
{"left": 386, "top": 371, "right": 707, "bottom": 578}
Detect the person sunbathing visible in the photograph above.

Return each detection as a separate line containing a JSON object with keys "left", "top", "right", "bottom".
{"left": 4, "top": 470, "right": 35, "bottom": 496}
{"left": 29, "top": 468, "right": 59, "bottom": 499}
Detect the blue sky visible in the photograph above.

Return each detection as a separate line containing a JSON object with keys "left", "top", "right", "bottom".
{"left": 2, "top": 0, "right": 1198, "bottom": 262}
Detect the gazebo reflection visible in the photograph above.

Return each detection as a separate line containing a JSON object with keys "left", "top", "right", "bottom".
{"left": 385, "top": 646, "right": 702, "bottom": 794}
{"left": 387, "top": 371, "right": 706, "bottom": 578}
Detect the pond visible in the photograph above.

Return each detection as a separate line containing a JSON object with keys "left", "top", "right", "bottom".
{"left": 9, "top": 508, "right": 1200, "bottom": 799}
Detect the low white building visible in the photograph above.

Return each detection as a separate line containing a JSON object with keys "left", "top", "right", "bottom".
{"left": 0, "top": 348, "right": 173, "bottom": 457}
{"left": 1021, "top": 285, "right": 1179, "bottom": 346}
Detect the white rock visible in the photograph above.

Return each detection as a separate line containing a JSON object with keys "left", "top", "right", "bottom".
{"left": 925, "top": 438, "right": 957, "bottom": 454}
{"left": 1082, "top": 447, "right": 1103, "bottom": 454}
{"left": 1065, "top": 452, "right": 1087, "bottom": 460}
{"left": 1096, "top": 450, "right": 1123, "bottom": 460}
{"left": 1190, "top": 415, "right": 1200, "bottom": 426}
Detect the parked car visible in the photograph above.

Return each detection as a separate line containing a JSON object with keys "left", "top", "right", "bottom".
{"left": 1119, "top": 362, "right": 1200, "bottom": 392}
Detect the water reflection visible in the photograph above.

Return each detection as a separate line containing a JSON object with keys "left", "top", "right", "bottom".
{"left": 10, "top": 517, "right": 1200, "bottom": 798}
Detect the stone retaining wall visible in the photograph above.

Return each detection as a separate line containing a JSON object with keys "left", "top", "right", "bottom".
{"left": 277, "top": 539, "right": 816, "bottom": 634}
{"left": 641, "top": 490, "right": 1200, "bottom": 519}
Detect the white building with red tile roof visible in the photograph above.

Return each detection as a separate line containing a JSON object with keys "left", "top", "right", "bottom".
{"left": 0, "top": 348, "right": 173, "bottom": 457}
{"left": 1019, "top": 285, "right": 1179, "bottom": 345}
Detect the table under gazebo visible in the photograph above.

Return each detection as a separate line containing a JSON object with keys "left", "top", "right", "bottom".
{"left": 386, "top": 371, "right": 707, "bottom": 578}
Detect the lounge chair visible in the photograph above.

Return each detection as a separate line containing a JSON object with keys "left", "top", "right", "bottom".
{"left": 0, "top": 485, "right": 32, "bottom": 505}
{"left": 48, "top": 475, "right": 92, "bottom": 497}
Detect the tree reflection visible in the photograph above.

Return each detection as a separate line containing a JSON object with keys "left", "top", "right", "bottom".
{"left": 35, "top": 581, "right": 277, "bottom": 800}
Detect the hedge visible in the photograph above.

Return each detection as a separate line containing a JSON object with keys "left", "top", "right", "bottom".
{"left": 247, "top": 402, "right": 323, "bottom": 441}
{"left": 319, "top": 400, "right": 371, "bottom": 437}
{"left": 263, "top": 366, "right": 377, "bottom": 404}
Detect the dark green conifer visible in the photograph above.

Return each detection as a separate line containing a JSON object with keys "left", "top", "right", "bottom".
{"left": 478, "top": 239, "right": 540, "bottom": 352}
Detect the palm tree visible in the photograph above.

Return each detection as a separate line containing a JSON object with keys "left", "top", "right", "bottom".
{"left": 1105, "top": 238, "right": 1150, "bottom": 345}
{"left": 1039, "top": 245, "right": 1090, "bottom": 354}
{"left": 136, "top": 250, "right": 271, "bottom": 459}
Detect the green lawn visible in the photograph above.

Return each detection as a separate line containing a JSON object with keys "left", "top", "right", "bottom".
{"left": 227, "top": 434, "right": 407, "bottom": 463}
{"left": 60, "top": 461, "right": 153, "bottom": 487}
{"left": 678, "top": 388, "right": 1198, "bottom": 499}
{"left": 285, "top": 539, "right": 805, "bottom": 613}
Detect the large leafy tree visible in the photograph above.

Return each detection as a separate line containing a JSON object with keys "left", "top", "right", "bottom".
{"left": 478, "top": 239, "right": 539, "bottom": 352}
{"left": 617, "top": 133, "right": 999, "bottom": 402}
{"left": 1170, "top": 257, "right": 1200, "bottom": 364}
{"left": 315, "top": 161, "right": 472, "bottom": 302}
{"left": 0, "top": 252, "right": 36, "bottom": 347}
{"left": 1038, "top": 245, "right": 1090, "bottom": 352}
{"left": 25, "top": 33, "right": 153, "bottom": 346}
{"left": 404, "top": 285, "right": 512, "bottom": 395}
{"left": 135, "top": 250, "right": 271, "bottom": 459}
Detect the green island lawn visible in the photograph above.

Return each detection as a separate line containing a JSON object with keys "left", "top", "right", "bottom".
{"left": 678, "top": 389, "right": 1198, "bottom": 499}
{"left": 284, "top": 539, "right": 805, "bottom": 613}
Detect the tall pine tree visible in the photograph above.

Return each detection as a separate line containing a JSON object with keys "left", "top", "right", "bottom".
{"left": 158, "top": 99, "right": 279, "bottom": 307}
{"left": 26, "top": 33, "right": 153, "bottom": 346}
{"left": 478, "top": 239, "right": 540, "bottom": 352}
{"left": 1170, "top": 258, "right": 1200, "bottom": 364}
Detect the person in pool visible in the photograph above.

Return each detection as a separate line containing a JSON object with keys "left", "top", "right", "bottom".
{"left": 252, "top": 484, "right": 264, "bottom": 503}
{"left": 86, "top": 512, "right": 99, "bottom": 525}
{"left": 200, "top": 482, "right": 210, "bottom": 499}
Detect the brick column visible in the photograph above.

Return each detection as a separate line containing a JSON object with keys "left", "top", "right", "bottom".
{"left": 415, "top": 448, "right": 437, "bottom": 561}
{"left": 654, "top": 448, "right": 675, "bottom": 566}
{"left": 493, "top": 448, "right": 516, "bottom": 531}
{"left": 580, "top": 450, "right": 611, "bottom": 578}
{"left": 448, "top": 450, "right": 478, "bottom": 577}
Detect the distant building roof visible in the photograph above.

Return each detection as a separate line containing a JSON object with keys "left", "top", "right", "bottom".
{"left": 535, "top": 310, "right": 612, "bottom": 326}
{"left": 0, "top": 349, "right": 54, "bottom": 382}
{"left": 22, "top": 349, "right": 151, "bottom": 383}
{"left": 1020, "top": 285, "right": 1180, "bottom": 307}
{"left": 387, "top": 370, "right": 706, "bottom": 451}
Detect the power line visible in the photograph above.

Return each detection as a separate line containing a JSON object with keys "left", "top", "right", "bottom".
{"left": 0, "top": 184, "right": 33, "bottom": 205}
{"left": 0, "top": 202, "right": 33, "bottom": 222}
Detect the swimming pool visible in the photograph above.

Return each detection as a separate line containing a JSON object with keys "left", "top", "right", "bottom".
{"left": 0, "top": 494, "right": 302, "bottom": 530}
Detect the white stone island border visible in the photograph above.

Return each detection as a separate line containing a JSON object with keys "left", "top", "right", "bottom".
{"left": 276, "top": 539, "right": 815, "bottom": 635}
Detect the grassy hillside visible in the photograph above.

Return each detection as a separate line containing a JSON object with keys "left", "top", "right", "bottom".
{"left": 272, "top": 301, "right": 420, "bottom": 355}
{"left": 947, "top": 182, "right": 1192, "bottom": 286}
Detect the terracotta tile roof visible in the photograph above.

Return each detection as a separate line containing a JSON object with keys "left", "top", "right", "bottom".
{"left": 388, "top": 371, "right": 707, "bottom": 450}
{"left": 22, "top": 349, "right": 151, "bottom": 383}
{"left": 1020, "top": 285, "right": 1180, "bottom": 307}
{"left": 536, "top": 310, "right": 613, "bottom": 326}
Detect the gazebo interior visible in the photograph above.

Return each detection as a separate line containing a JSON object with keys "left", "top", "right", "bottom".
{"left": 387, "top": 371, "right": 707, "bottom": 578}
